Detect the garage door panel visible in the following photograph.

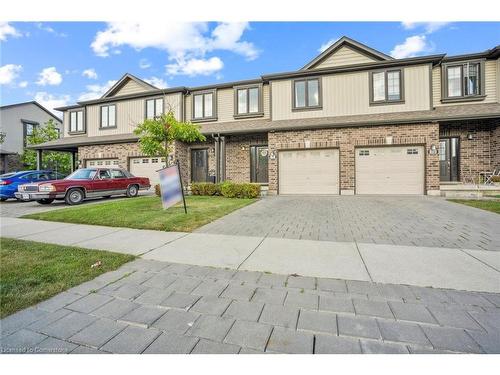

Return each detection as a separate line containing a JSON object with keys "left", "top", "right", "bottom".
{"left": 279, "top": 149, "right": 339, "bottom": 195}
{"left": 130, "top": 157, "right": 164, "bottom": 187}
{"left": 355, "top": 146, "right": 424, "bottom": 195}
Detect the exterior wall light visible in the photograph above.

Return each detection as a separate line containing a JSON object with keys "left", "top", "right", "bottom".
{"left": 429, "top": 144, "right": 438, "bottom": 155}
{"left": 467, "top": 133, "right": 473, "bottom": 140}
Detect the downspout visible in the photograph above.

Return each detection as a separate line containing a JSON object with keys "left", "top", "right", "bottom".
{"left": 213, "top": 133, "right": 220, "bottom": 183}
{"left": 220, "top": 135, "right": 226, "bottom": 182}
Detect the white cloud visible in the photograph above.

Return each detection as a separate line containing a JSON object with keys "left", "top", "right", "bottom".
{"left": 91, "top": 22, "right": 258, "bottom": 77}
{"left": 82, "top": 68, "right": 98, "bottom": 80}
{"left": 318, "top": 37, "right": 340, "bottom": 53}
{"left": 144, "top": 76, "right": 168, "bottom": 89}
{"left": 390, "top": 35, "right": 431, "bottom": 59}
{"left": 0, "top": 64, "right": 23, "bottom": 85}
{"left": 78, "top": 80, "right": 117, "bottom": 101}
{"left": 34, "top": 92, "right": 71, "bottom": 115}
{"left": 19, "top": 81, "right": 28, "bottom": 88}
{"left": 35, "top": 22, "right": 67, "bottom": 37}
{"left": 139, "top": 58, "right": 151, "bottom": 69}
{"left": 401, "top": 22, "right": 450, "bottom": 34}
{"left": 166, "top": 57, "right": 223, "bottom": 77}
{"left": 36, "top": 67, "right": 63, "bottom": 86}
{"left": 0, "top": 22, "right": 21, "bottom": 41}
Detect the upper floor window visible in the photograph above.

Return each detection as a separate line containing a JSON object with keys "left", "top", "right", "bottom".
{"left": 443, "top": 61, "right": 483, "bottom": 101}
{"left": 370, "top": 69, "right": 403, "bottom": 105}
{"left": 293, "top": 78, "right": 321, "bottom": 110}
{"left": 235, "top": 85, "right": 261, "bottom": 117}
{"left": 23, "top": 121, "right": 38, "bottom": 146}
{"left": 100, "top": 105, "right": 116, "bottom": 128}
{"left": 192, "top": 90, "right": 216, "bottom": 121}
{"left": 146, "top": 98, "right": 164, "bottom": 119}
{"left": 69, "top": 110, "right": 84, "bottom": 133}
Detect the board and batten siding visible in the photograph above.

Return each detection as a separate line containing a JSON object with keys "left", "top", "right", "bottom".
{"left": 112, "top": 80, "right": 151, "bottom": 97}
{"left": 271, "top": 64, "right": 431, "bottom": 120}
{"left": 432, "top": 60, "right": 498, "bottom": 107}
{"left": 311, "top": 46, "right": 378, "bottom": 69}
{"left": 184, "top": 84, "right": 270, "bottom": 123}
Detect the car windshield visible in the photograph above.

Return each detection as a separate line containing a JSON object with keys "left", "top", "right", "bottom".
{"left": 65, "top": 169, "right": 97, "bottom": 180}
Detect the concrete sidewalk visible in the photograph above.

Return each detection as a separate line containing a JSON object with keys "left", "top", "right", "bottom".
{"left": 1, "top": 217, "right": 499, "bottom": 293}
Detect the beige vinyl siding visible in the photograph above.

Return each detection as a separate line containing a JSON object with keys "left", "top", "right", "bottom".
{"left": 85, "top": 93, "right": 183, "bottom": 137}
{"left": 184, "top": 84, "right": 270, "bottom": 123}
{"left": 432, "top": 60, "right": 498, "bottom": 106}
{"left": 312, "top": 46, "right": 378, "bottom": 69}
{"left": 112, "top": 80, "right": 151, "bottom": 97}
{"left": 272, "top": 64, "right": 430, "bottom": 120}
{"left": 497, "top": 58, "right": 500, "bottom": 103}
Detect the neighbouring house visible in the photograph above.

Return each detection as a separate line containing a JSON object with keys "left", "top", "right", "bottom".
{"left": 31, "top": 37, "right": 500, "bottom": 196}
{"left": 0, "top": 101, "right": 63, "bottom": 174}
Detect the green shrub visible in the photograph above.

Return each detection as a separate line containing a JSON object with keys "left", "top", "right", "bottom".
{"left": 190, "top": 181, "right": 260, "bottom": 199}
{"left": 191, "top": 182, "right": 222, "bottom": 196}
{"left": 220, "top": 181, "right": 260, "bottom": 199}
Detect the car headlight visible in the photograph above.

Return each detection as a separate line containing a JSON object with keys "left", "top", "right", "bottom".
{"left": 39, "top": 184, "right": 56, "bottom": 192}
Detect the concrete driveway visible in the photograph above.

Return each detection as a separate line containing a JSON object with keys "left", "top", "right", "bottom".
{"left": 196, "top": 196, "right": 500, "bottom": 251}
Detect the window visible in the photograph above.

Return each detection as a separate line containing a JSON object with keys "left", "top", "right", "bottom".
{"left": 293, "top": 78, "right": 321, "bottom": 110}
{"left": 111, "top": 169, "right": 126, "bottom": 178}
{"left": 407, "top": 148, "right": 418, "bottom": 155}
{"left": 100, "top": 105, "right": 116, "bottom": 128}
{"left": 23, "top": 121, "right": 38, "bottom": 146}
{"left": 69, "top": 110, "right": 84, "bottom": 133}
{"left": 145, "top": 98, "right": 164, "bottom": 119}
{"left": 192, "top": 91, "right": 215, "bottom": 120}
{"left": 235, "top": 86, "right": 261, "bottom": 116}
{"left": 370, "top": 69, "right": 403, "bottom": 104}
{"left": 444, "top": 61, "right": 482, "bottom": 100}
{"left": 359, "top": 150, "right": 370, "bottom": 156}
{"left": 98, "top": 170, "right": 112, "bottom": 179}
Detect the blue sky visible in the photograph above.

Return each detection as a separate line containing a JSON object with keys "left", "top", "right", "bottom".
{"left": 1, "top": 21, "right": 499, "bottom": 115}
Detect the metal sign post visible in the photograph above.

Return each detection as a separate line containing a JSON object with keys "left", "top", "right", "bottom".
{"left": 176, "top": 161, "right": 187, "bottom": 214}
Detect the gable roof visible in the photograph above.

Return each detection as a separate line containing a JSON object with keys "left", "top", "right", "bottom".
{"left": 301, "top": 36, "right": 393, "bottom": 70}
{"left": 0, "top": 101, "right": 62, "bottom": 123}
{"left": 101, "top": 73, "right": 159, "bottom": 98}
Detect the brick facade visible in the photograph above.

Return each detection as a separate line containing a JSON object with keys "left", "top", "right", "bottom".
{"left": 440, "top": 119, "right": 499, "bottom": 182}
{"left": 78, "top": 142, "right": 145, "bottom": 170}
{"left": 267, "top": 123, "right": 440, "bottom": 194}
{"left": 224, "top": 133, "right": 268, "bottom": 183}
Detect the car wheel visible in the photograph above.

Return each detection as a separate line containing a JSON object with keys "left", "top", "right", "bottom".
{"left": 65, "top": 188, "right": 84, "bottom": 205}
{"left": 37, "top": 198, "right": 54, "bottom": 205}
{"left": 126, "top": 184, "right": 139, "bottom": 198}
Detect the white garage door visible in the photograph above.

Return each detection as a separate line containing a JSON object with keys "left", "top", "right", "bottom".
{"left": 279, "top": 149, "right": 339, "bottom": 195}
{"left": 86, "top": 159, "right": 121, "bottom": 168}
{"left": 129, "top": 157, "right": 165, "bottom": 187}
{"left": 355, "top": 146, "right": 425, "bottom": 195}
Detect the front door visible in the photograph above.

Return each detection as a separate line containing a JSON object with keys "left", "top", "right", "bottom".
{"left": 250, "top": 146, "right": 269, "bottom": 183}
{"left": 439, "top": 138, "right": 460, "bottom": 182}
{"left": 191, "top": 149, "right": 208, "bottom": 182}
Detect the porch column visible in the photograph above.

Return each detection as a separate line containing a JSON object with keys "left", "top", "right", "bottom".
{"left": 70, "top": 152, "right": 76, "bottom": 172}
{"left": 36, "top": 149, "right": 43, "bottom": 170}
{"left": 214, "top": 135, "right": 220, "bottom": 182}
{"left": 219, "top": 136, "right": 226, "bottom": 182}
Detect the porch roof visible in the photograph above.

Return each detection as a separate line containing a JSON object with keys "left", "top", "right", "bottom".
{"left": 27, "top": 133, "right": 139, "bottom": 151}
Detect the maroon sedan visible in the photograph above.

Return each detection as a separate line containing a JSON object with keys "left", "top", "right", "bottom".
{"left": 15, "top": 168, "right": 150, "bottom": 205}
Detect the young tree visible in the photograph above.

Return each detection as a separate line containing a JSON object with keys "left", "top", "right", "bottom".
{"left": 134, "top": 109, "right": 206, "bottom": 166}
{"left": 22, "top": 119, "right": 72, "bottom": 173}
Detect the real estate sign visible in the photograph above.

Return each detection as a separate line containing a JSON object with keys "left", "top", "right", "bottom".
{"left": 158, "top": 164, "right": 186, "bottom": 211}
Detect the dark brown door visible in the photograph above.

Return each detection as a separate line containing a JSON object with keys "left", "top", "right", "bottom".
{"left": 439, "top": 138, "right": 460, "bottom": 182}
{"left": 250, "top": 146, "right": 269, "bottom": 183}
{"left": 191, "top": 149, "right": 208, "bottom": 182}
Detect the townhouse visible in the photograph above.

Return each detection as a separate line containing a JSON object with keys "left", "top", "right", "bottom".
{"left": 34, "top": 37, "right": 500, "bottom": 195}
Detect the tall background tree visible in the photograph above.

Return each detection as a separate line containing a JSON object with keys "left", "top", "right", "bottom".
{"left": 22, "top": 119, "right": 72, "bottom": 173}
{"left": 134, "top": 109, "right": 206, "bottom": 167}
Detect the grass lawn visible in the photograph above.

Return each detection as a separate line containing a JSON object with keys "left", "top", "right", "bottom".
{"left": 23, "top": 195, "right": 256, "bottom": 232}
{"left": 0, "top": 238, "right": 135, "bottom": 318}
{"left": 448, "top": 199, "right": 500, "bottom": 214}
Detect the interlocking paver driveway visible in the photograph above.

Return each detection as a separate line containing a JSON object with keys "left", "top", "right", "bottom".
{"left": 196, "top": 196, "right": 500, "bottom": 251}
{"left": 1, "top": 259, "right": 499, "bottom": 354}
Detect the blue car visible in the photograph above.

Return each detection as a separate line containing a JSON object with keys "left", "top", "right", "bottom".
{"left": 0, "top": 170, "right": 66, "bottom": 201}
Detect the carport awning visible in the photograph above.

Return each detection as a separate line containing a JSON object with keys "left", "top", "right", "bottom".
{"left": 28, "top": 133, "right": 140, "bottom": 152}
